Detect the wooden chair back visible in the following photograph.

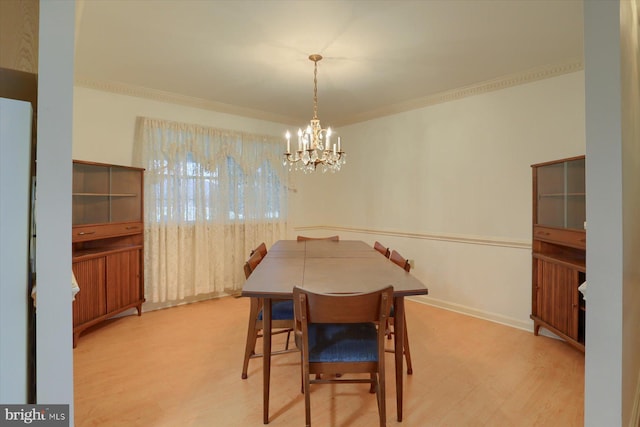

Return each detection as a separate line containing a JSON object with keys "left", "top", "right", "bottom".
{"left": 373, "top": 241, "right": 391, "bottom": 258}
{"left": 293, "top": 285, "right": 393, "bottom": 427}
{"left": 250, "top": 242, "right": 267, "bottom": 258}
{"left": 296, "top": 235, "right": 339, "bottom": 241}
{"left": 389, "top": 250, "right": 411, "bottom": 272}
{"left": 243, "top": 250, "right": 263, "bottom": 279}
{"left": 296, "top": 288, "right": 391, "bottom": 324}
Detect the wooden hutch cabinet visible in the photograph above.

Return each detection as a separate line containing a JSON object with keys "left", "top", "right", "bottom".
{"left": 531, "top": 155, "right": 586, "bottom": 352}
{"left": 71, "top": 160, "right": 145, "bottom": 346}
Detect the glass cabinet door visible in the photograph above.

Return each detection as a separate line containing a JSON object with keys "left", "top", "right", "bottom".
{"left": 536, "top": 158, "right": 585, "bottom": 230}
{"left": 73, "top": 161, "right": 142, "bottom": 226}
{"left": 109, "top": 166, "right": 142, "bottom": 223}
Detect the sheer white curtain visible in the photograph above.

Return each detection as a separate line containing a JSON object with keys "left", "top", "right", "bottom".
{"left": 135, "top": 117, "right": 289, "bottom": 303}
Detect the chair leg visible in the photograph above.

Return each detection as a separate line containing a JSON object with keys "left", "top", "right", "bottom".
{"left": 285, "top": 329, "right": 292, "bottom": 350}
{"left": 378, "top": 371, "right": 386, "bottom": 427}
{"left": 241, "top": 298, "right": 261, "bottom": 379}
{"left": 403, "top": 314, "right": 413, "bottom": 375}
{"left": 304, "top": 365, "right": 311, "bottom": 427}
{"left": 300, "top": 354, "right": 304, "bottom": 394}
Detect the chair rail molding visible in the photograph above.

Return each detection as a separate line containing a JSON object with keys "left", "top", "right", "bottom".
{"left": 293, "top": 225, "right": 531, "bottom": 250}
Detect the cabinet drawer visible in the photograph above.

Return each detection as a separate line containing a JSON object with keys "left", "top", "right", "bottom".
{"left": 73, "top": 222, "right": 143, "bottom": 242}
{"left": 533, "top": 226, "right": 585, "bottom": 249}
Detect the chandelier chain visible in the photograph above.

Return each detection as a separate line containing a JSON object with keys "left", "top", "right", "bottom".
{"left": 313, "top": 59, "right": 318, "bottom": 120}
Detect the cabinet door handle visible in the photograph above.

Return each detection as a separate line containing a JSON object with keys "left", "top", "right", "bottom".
{"left": 77, "top": 231, "right": 95, "bottom": 236}
{"left": 125, "top": 226, "right": 139, "bottom": 230}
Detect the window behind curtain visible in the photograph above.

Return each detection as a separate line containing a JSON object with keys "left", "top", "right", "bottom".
{"left": 151, "top": 155, "right": 282, "bottom": 222}
{"left": 135, "top": 117, "right": 289, "bottom": 303}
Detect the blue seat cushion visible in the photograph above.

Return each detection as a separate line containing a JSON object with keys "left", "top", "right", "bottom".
{"left": 258, "top": 300, "right": 294, "bottom": 321}
{"left": 307, "top": 323, "right": 378, "bottom": 363}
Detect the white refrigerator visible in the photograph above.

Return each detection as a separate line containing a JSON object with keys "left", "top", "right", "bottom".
{"left": 0, "top": 97, "right": 33, "bottom": 403}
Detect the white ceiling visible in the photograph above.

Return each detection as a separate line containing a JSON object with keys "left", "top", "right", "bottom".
{"left": 74, "top": 0, "right": 584, "bottom": 127}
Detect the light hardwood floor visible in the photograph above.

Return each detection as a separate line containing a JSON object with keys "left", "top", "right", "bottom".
{"left": 74, "top": 297, "right": 584, "bottom": 426}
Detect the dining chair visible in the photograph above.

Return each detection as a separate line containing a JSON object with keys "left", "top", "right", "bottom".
{"left": 373, "top": 241, "right": 391, "bottom": 258}
{"left": 250, "top": 242, "right": 267, "bottom": 258}
{"left": 296, "top": 235, "right": 340, "bottom": 241}
{"left": 387, "top": 250, "right": 414, "bottom": 375}
{"left": 293, "top": 285, "right": 393, "bottom": 427}
{"left": 241, "top": 250, "right": 297, "bottom": 379}
{"left": 243, "top": 249, "right": 263, "bottom": 280}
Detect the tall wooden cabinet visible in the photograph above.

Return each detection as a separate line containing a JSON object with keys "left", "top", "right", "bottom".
{"left": 531, "top": 155, "right": 586, "bottom": 352}
{"left": 71, "top": 160, "right": 145, "bottom": 346}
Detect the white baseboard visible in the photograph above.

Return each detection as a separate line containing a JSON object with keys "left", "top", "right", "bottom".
{"left": 143, "top": 291, "right": 239, "bottom": 313}
{"left": 409, "top": 295, "right": 533, "bottom": 332}
{"left": 110, "top": 291, "right": 238, "bottom": 319}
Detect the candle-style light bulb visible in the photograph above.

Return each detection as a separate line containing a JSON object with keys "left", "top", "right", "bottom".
{"left": 285, "top": 131, "right": 291, "bottom": 153}
{"left": 326, "top": 127, "right": 332, "bottom": 150}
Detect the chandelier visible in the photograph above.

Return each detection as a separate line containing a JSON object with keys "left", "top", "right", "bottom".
{"left": 283, "top": 54, "right": 346, "bottom": 173}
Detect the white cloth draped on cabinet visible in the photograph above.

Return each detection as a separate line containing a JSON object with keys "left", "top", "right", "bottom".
{"left": 135, "top": 117, "right": 289, "bottom": 303}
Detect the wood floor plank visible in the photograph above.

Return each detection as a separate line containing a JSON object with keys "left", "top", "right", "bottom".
{"left": 74, "top": 297, "right": 584, "bottom": 426}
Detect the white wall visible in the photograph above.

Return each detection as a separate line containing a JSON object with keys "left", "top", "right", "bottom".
{"left": 292, "top": 71, "right": 586, "bottom": 329}
{"left": 73, "top": 86, "right": 288, "bottom": 168}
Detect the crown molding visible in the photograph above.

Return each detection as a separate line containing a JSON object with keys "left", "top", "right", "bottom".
{"left": 74, "top": 76, "right": 295, "bottom": 125}
{"left": 341, "top": 59, "right": 584, "bottom": 125}
{"left": 75, "top": 59, "right": 583, "bottom": 127}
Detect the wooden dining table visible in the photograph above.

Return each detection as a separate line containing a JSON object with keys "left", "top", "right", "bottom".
{"left": 241, "top": 239, "right": 429, "bottom": 424}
